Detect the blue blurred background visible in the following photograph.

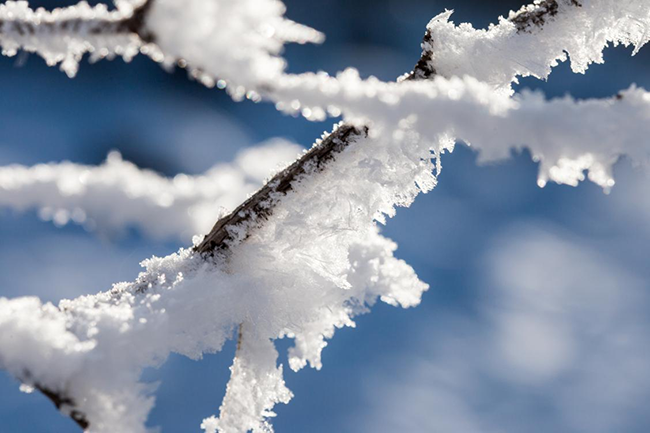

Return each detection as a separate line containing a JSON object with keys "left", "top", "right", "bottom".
{"left": 2, "top": 0, "right": 650, "bottom": 431}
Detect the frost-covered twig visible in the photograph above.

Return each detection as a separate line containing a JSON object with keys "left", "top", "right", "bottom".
{"left": 0, "top": 0, "right": 152, "bottom": 77}
{"left": 195, "top": 124, "right": 367, "bottom": 254}
{"left": 269, "top": 70, "right": 650, "bottom": 190}
{"left": 405, "top": 0, "right": 585, "bottom": 81}
{"left": 2, "top": 1, "right": 650, "bottom": 432}
{"left": 0, "top": 116, "right": 431, "bottom": 431}
{"left": 0, "top": 140, "right": 302, "bottom": 241}
{"left": 2, "top": 0, "right": 647, "bottom": 101}
{"left": 0, "top": 0, "right": 324, "bottom": 94}
{"left": 10, "top": 73, "right": 650, "bottom": 433}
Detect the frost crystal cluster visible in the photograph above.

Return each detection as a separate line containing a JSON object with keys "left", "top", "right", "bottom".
{"left": 0, "top": 0, "right": 650, "bottom": 432}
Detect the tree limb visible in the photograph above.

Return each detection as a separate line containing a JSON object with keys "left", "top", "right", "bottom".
{"left": 10, "top": 0, "right": 589, "bottom": 429}
{"left": 0, "top": 0, "right": 154, "bottom": 42}
{"left": 194, "top": 124, "right": 368, "bottom": 254}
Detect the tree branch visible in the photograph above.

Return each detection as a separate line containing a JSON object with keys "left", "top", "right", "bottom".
{"left": 194, "top": 124, "right": 368, "bottom": 254}
{"left": 0, "top": 0, "right": 154, "bottom": 41}
{"left": 7, "top": 0, "right": 596, "bottom": 429}
{"left": 405, "top": 0, "right": 583, "bottom": 82}
{"left": 35, "top": 384, "right": 89, "bottom": 431}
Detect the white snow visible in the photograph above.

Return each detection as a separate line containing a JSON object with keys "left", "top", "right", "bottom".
{"left": 423, "top": 1, "right": 650, "bottom": 94}
{"left": 1, "top": 0, "right": 650, "bottom": 432}
{"left": 0, "top": 119, "right": 431, "bottom": 432}
{"left": 145, "top": 0, "right": 324, "bottom": 100}
{"left": 271, "top": 70, "right": 650, "bottom": 190}
{"left": 0, "top": 0, "right": 144, "bottom": 77}
{"left": 0, "top": 139, "right": 303, "bottom": 241}
{"left": 0, "top": 130, "right": 431, "bottom": 429}
{"left": 0, "top": 0, "right": 323, "bottom": 89}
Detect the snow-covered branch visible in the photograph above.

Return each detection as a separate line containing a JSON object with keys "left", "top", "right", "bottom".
{"left": 0, "top": 140, "right": 302, "bottom": 241}
{"left": 201, "top": 0, "right": 650, "bottom": 254}
{"left": 272, "top": 71, "right": 650, "bottom": 190}
{"left": 1, "top": 0, "right": 650, "bottom": 432}
{"left": 7, "top": 78, "right": 650, "bottom": 430}
{"left": 3, "top": 0, "right": 647, "bottom": 102}
{"left": 0, "top": 0, "right": 151, "bottom": 77}
{"left": 0, "top": 125, "right": 429, "bottom": 429}
{"left": 420, "top": 0, "right": 650, "bottom": 93}
{"left": 195, "top": 124, "right": 367, "bottom": 254}
{"left": 0, "top": 0, "right": 324, "bottom": 94}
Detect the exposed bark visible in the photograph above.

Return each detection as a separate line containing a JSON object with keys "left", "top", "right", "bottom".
{"left": 510, "top": 0, "right": 582, "bottom": 33}
{"left": 35, "top": 384, "right": 89, "bottom": 431}
{"left": 408, "top": 30, "right": 437, "bottom": 80}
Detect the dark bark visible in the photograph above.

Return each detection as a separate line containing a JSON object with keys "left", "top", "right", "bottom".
{"left": 35, "top": 384, "right": 89, "bottom": 431}
{"left": 510, "top": 0, "right": 582, "bottom": 33}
